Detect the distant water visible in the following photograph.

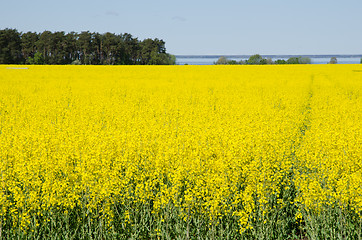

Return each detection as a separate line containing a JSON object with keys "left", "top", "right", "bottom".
{"left": 176, "top": 55, "right": 362, "bottom": 65}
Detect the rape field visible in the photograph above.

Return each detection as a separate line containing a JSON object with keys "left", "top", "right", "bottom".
{"left": 0, "top": 65, "right": 361, "bottom": 239}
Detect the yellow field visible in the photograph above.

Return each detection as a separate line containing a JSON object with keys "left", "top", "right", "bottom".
{"left": 0, "top": 65, "right": 361, "bottom": 239}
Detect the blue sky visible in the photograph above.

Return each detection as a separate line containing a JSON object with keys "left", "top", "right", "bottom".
{"left": 1, "top": 0, "right": 361, "bottom": 55}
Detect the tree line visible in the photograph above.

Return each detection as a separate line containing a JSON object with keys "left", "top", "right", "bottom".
{"left": 0, "top": 28, "right": 176, "bottom": 65}
{"left": 215, "top": 54, "right": 312, "bottom": 65}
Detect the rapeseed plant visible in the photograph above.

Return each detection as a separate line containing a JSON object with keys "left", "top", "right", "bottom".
{"left": 0, "top": 64, "right": 361, "bottom": 239}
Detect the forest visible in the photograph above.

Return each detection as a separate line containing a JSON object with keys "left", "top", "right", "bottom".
{"left": 0, "top": 28, "right": 176, "bottom": 65}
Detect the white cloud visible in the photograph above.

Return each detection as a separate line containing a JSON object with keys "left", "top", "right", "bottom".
{"left": 105, "top": 11, "right": 119, "bottom": 17}
{"left": 172, "top": 16, "right": 186, "bottom": 22}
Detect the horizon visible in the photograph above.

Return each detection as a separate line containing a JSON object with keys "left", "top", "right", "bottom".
{"left": 175, "top": 55, "right": 362, "bottom": 65}
{"left": 175, "top": 54, "right": 362, "bottom": 57}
